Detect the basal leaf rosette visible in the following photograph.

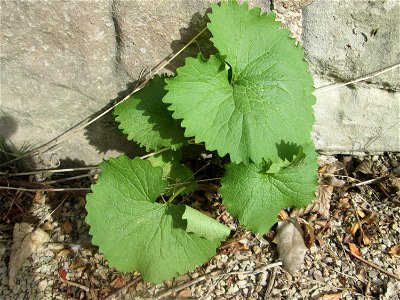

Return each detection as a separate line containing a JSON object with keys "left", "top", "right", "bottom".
{"left": 163, "top": 2, "right": 315, "bottom": 164}
{"left": 220, "top": 142, "right": 318, "bottom": 234}
{"left": 85, "top": 156, "right": 229, "bottom": 283}
{"left": 115, "top": 75, "right": 187, "bottom": 151}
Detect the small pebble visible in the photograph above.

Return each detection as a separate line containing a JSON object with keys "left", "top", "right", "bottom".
{"left": 227, "top": 284, "right": 239, "bottom": 294}
{"left": 236, "top": 280, "right": 247, "bottom": 288}
{"left": 37, "top": 280, "right": 47, "bottom": 292}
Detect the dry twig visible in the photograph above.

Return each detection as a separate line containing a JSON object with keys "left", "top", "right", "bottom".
{"left": 104, "top": 276, "right": 141, "bottom": 300}
{"left": 32, "top": 272, "right": 90, "bottom": 292}
{"left": 346, "top": 249, "right": 400, "bottom": 281}
{"left": 154, "top": 262, "right": 282, "bottom": 300}
{"left": 314, "top": 63, "right": 400, "bottom": 94}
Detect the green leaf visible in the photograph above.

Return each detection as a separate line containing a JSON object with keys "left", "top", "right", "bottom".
{"left": 219, "top": 142, "right": 318, "bottom": 234}
{"left": 115, "top": 75, "right": 187, "bottom": 151}
{"left": 163, "top": 2, "right": 315, "bottom": 163}
{"left": 147, "top": 150, "right": 197, "bottom": 196}
{"left": 86, "top": 156, "right": 229, "bottom": 283}
{"left": 183, "top": 206, "right": 230, "bottom": 240}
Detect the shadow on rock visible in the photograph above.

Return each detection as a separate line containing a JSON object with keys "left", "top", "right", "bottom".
{"left": 83, "top": 80, "right": 147, "bottom": 158}
{"left": 166, "top": 10, "right": 216, "bottom": 73}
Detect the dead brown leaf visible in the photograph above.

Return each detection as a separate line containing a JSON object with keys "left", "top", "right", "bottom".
{"left": 350, "top": 223, "right": 359, "bottom": 235}
{"left": 110, "top": 275, "right": 126, "bottom": 289}
{"left": 354, "top": 159, "right": 374, "bottom": 175}
{"left": 177, "top": 289, "right": 192, "bottom": 298}
{"left": 294, "top": 184, "right": 333, "bottom": 219}
{"left": 349, "top": 243, "right": 362, "bottom": 257}
{"left": 56, "top": 249, "right": 71, "bottom": 257}
{"left": 273, "top": 219, "right": 308, "bottom": 275}
{"left": 8, "top": 223, "right": 50, "bottom": 288}
{"left": 303, "top": 222, "right": 315, "bottom": 249}
{"left": 58, "top": 267, "right": 67, "bottom": 281}
{"left": 70, "top": 257, "right": 86, "bottom": 269}
{"left": 388, "top": 245, "right": 400, "bottom": 257}
{"left": 221, "top": 241, "right": 250, "bottom": 253}
{"left": 62, "top": 220, "right": 73, "bottom": 234}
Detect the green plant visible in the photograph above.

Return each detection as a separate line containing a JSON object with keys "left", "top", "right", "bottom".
{"left": 86, "top": 0, "right": 317, "bottom": 283}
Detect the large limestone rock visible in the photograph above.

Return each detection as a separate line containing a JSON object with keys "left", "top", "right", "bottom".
{"left": 0, "top": 0, "right": 269, "bottom": 167}
{"left": 0, "top": 0, "right": 398, "bottom": 168}
{"left": 302, "top": 0, "right": 400, "bottom": 154}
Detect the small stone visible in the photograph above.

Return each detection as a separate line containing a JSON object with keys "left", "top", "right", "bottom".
{"left": 325, "top": 257, "right": 333, "bottom": 264}
{"left": 37, "top": 280, "right": 47, "bottom": 292}
{"left": 372, "top": 278, "right": 384, "bottom": 286}
{"left": 390, "top": 222, "right": 399, "bottom": 231}
{"left": 392, "top": 166, "right": 400, "bottom": 176}
{"left": 227, "top": 284, "right": 239, "bottom": 294}
{"left": 41, "top": 221, "right": 54, "bottom": 231}
{"left": 252, "top": 245, "right": 261, "bottom": 254}
{"left": 191, "top": 273, "right": 199, "bottom": 279}
{"left": 17, "top": 293, "right": 26, "bottom": 300}
{"left": 236, "top": 280, "right": 247, "bottom": 288}
{"left": 35, "top": 292, "right": 45, "bottom": 300}
{"left": 219, "top": 254, "right": 228, "bottom": 263}
{"left": 258, "top": 272, "right": 267, "bottom": 286}
{"left": 215, "top": 287, "right": 225, "bottom": 296}
{"left": 94, "top": 253, "right": 103, "bottom": 260}
{"left": 313, "top": 270, "right": 323, "bottom": 282}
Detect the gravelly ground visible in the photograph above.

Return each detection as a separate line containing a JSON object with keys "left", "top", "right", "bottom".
{"left": 0, "top": 153, "right": 399, "bottom": 300}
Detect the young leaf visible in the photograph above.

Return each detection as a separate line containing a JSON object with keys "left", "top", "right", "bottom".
{"left": 183, "top": 206, "right": 230, "bottom": 240}
{"left": 115, "top": 75, "right": 187, "bottom": 151}
{"left": 163, "top": 1, "right": 315, "bottom": 163}
{"left": 85, "top": 156, "right": 229, "bottom": 283}
{"left": 220, "top": 142, "right": 318, "bottom": 234}
{"left": 147, "top": 150, "right": 197, "bottom": 196}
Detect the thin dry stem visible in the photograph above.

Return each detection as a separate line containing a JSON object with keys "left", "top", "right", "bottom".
{"left": 154, "top": 262, "right": 282, "bottom": 299}
{"left": 32, "top": 272, "right": 90, "bottom": 292}
{"left": 314, "top": 63, "right": 400, "bottom": 94}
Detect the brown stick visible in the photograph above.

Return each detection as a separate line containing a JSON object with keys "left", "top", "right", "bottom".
{"left": 104, "top": 276, "right": 141, "bottom": 300}
{"left": 0, "top": 186, "right": 91, "bottom": 192}
{"left": 32, "top": 272, "right": 90, "bottom": 292}
{"left": 0, "top": 177, "right": 47, "bottom": 189}
{"left": 154, "top": 262, "right": 282, "bottom": 300}
{"left": 346, "top": 249, "right": 400, "bottom": 281}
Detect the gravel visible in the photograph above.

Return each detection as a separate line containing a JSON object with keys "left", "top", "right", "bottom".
{"left": 1, "top": 153, "right": 399, "bottom": 299}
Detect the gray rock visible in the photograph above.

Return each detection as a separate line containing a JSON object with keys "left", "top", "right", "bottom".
{"left": 303, "top": 0, "right": 400, "bottom": 91}
{"left": 0, "top": 0, "right": 270, "bottom": 167}
{"left": 313, "top": 81, "right": 400, "bottom": 154}
{"left": 1, "top": 0, "right": 399, "bottom": 168}
{"left": 303, "top": 0, "right": 400, "bottom": 154}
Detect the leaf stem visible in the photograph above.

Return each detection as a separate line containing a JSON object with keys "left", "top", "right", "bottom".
{"left": 167, "top": 187, "right": 186, "bottom": 204}
{"left": 196, "top": 178, "right": 222, "bottom": 183}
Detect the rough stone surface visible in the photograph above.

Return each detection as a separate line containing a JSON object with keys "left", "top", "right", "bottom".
{"left": 313, "top": 80, "right": 399, "bottom": 154}
{"left": 0, "top": 0, "right": 399, "bottom": 168}
{"left": 302, "top": 0, "right": 400, "bottom": 154}
{"left": 302, "top": 0, "right": 400, "bottom": 91}
{"left": 0, "top": 0, "right": 270, "bottom": 168}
